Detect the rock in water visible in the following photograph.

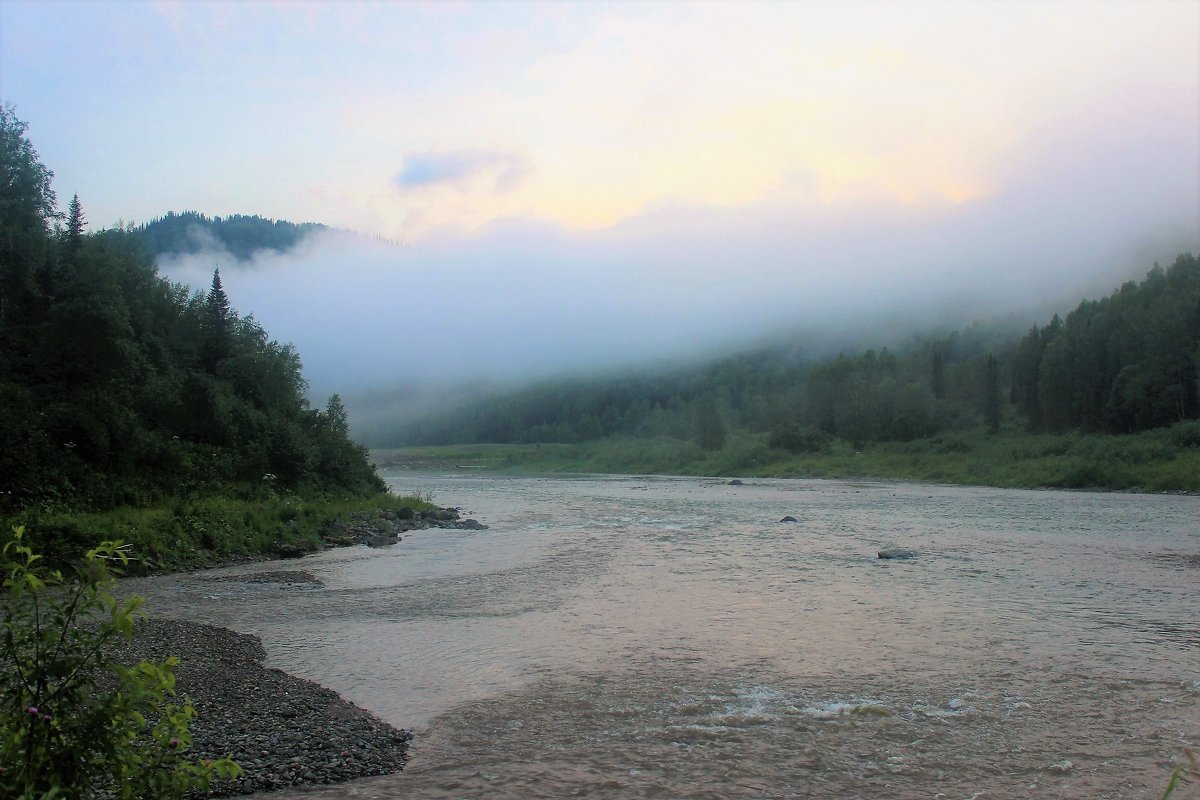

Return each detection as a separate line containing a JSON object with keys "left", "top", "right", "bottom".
{"left": 878, "top": 548, "right": 917, "bottom": 559}
{"left": 779, "top": 516, "right": 799, "bottom": 523}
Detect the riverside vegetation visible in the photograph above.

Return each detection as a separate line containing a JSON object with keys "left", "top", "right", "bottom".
{"left": 1, "top": 526, "right": 240, "bottom": 798}
{"left": 0, "top": 104, "right": 414, "bottom": 569}
{"left": 379, "top": 420, "right": 1200, "bottom": 492}
{"left": 373, "top": 252, "right": 1200, "bottom": 492}
{"left": 1, "top": 105, "right": 425, "bottom": 796}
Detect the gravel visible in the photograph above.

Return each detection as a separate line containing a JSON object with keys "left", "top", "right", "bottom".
{"left": 112, "top": 618, "right": 411, "bottom": 796}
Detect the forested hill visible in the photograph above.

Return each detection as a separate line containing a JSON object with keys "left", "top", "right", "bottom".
{"left": 135, "top": 210, "right": 326, "bottom": 261}
{"left": 0, "top": 106, "right": 382, "bottom": 516}
{"left": 373, "top": 254, "right": 1200, "bottom": 452}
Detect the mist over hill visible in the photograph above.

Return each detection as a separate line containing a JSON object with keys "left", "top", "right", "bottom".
{"left": 364, "top": 254, "right": 1200, "bottom": 497}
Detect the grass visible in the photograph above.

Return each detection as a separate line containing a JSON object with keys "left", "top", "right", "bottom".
{"left": 375, "top": 422, "right": 1200, "bottom": 493}
{"left": 5, "top": 490, "right": 435, "bottom": 574}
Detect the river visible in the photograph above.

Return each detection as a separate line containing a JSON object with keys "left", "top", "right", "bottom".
{"left": 125, "top": 473, "right": 1199, "bottom": 798}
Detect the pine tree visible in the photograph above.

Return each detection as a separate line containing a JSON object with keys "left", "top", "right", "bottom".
{"left": 66, "top": 193, "right": 85, "bottom": 255}
{"left": 200, "top": 268, "right": 232, "bottom": 370}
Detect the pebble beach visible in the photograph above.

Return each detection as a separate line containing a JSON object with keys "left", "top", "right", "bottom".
{"left": 114, "top": 618, "right": 411, "bottom": 796}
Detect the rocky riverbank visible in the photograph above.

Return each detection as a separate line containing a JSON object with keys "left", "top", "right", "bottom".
{"left": 275, "top": 505, "right": 487, "bottom": 558}
{"left": 104, "top": 503, "right": 491, "bottom": 794}
{"left": 112, "top": 618, "right": 411, "bottom": 796}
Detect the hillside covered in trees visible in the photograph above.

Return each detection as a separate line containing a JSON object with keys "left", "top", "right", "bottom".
{"left": 0, "top": 106, "right": 383, "bottom": 536}
{"left": 135, "top": 210, "right": 326, "bottom": 261}
{"left": 373, "top": 253, "right": 1200, "bottom": 489}
{"left": 369, "top": 313, "right": 1030, "bottom": 450}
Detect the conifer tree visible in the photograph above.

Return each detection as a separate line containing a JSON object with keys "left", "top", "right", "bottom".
{"left": 200, "top": 267, "right": 231, "bottom": 370}
{"left": 66, "top": 193, "right": 85, "bottom": 255}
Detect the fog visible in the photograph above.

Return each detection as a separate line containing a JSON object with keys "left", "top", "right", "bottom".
{"left": 156, "top": 95, "right": 1198, "bottom": 416}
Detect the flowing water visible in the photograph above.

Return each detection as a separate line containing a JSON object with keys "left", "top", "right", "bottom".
{"left": 125, "top": 474, "right": 1200, "bottom": 798}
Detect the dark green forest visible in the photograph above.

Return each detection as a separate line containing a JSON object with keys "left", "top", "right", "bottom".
{"left": 374, "top": 253, "right": 1200, "bottom": 468}
{"left": 135, "top": 210, "right": 326, "bottom": 261}
{"left": 1011, "top": 260, "right": 1200, "bottom": 434}
{"left": 0, "top": 107, "right": 383, "bottom": 534}
{"left": 5, "top": 94, "right": 1199, "bottom": 525}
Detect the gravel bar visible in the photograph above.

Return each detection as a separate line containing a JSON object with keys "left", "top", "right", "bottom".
{"left": 113, "top": 618, "right": 411, "bottom": 796}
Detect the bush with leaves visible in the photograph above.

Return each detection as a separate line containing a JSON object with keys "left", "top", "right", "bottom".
{"left": 1, "top": 526, "right": 239, "bottom": 798}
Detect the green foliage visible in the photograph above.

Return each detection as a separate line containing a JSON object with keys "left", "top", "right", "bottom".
{"left": 389, "top": 419, "right": 1200, "bottom": 492}
{"left": 1, "top": 104, "right": 58, "bottom": 326}
{"left": 371, "top": 321, "right": 1018, "bottom": 454}
{"left": 1011, "top": 256, "right": 1200, "bottom": 434}
{"left": 0, "top": 107, "right": 386, "bottom": 521}
{"left": 694, "top": 397, "right": 726, "bottom": 451}
{"left": 8, "top": 491, "right": 431, "bottom": 574}
{"left": 768, "top": 422, "right": 826, "bottom": 453}
{"left": 200, "top": 268, "right": 232, "bottom": 371}
{"left": 0, "top": 526, "right": 240, "bottom": 798}
{"left": 371, "top": 252, "right": 1198, "bottom": 466}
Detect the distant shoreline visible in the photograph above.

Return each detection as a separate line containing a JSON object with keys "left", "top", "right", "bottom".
{"left": 372, "top": 430, "right": 1200, "bottom": 495}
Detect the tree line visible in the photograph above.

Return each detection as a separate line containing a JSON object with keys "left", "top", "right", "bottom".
{"left": 134, "top": 210, "right": 326, "bottom": 261}
{"left": 0, "top": 105, "right": 382, "bottom": 516}
{"left": 375, "top": 257, "right": 1198, "bottom": 453}
{"left": 1010, "top": 254, "right": 1199, "bottom": 434}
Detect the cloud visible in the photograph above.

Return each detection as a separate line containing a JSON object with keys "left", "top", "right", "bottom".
{"left": 154, "top": 82, "right": 1199, "bottom": 408}
{"left": 394, "top": 149, "right": 532, "bottom": 193}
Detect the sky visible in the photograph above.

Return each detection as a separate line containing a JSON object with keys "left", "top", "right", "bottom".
{"left": 2, "top": 1, "right": 1199, "bottom": 399}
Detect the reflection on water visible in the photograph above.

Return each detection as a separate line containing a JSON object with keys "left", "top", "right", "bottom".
{"left": 124, "top": 475, "right": 1200, "bottom": 799}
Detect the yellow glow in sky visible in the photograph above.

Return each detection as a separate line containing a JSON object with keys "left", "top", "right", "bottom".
{"left": 3, "top": 0, "right": 1196, "bottom": 238}
{"left": 354, "top": 2, "right": 1198, "bottom": 237}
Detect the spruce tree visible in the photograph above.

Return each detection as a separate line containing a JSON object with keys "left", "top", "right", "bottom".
{"left": 200, "top": 267, "right": 231, "bottom": 370}
{"left": 66, "top": 193, "right": 85, "bottom": 255}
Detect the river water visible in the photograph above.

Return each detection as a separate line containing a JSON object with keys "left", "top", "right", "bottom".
{"left": 125, "top": 474, "right": 1199, "bottom": 798}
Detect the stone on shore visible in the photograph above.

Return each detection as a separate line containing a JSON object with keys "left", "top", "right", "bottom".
{"left": 318, "top": 505, "right": 488, "bottom": 553}
{"left": 112, "top": 618, "right": 411, "bottom": 796}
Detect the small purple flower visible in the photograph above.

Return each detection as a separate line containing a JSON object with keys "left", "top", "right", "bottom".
{"left": 41, "top": 713, "right": 52, "bottom": 722}
{"left": 26, "top": 706, "right": 38, "bottom": 716}
{"left": 169, "top": 738, "right": 180, "bottom": 749}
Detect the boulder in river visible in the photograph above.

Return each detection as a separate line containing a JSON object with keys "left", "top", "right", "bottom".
{"left": 728, "top": 479, "right": 744, "bottom": 486}
{"left": 779, "top": 516, "right": 799, "bottom": 523}
{"left": 878, "top": 548, "right": 917, "bottom": 560}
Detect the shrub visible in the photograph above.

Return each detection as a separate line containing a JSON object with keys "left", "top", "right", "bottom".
{"left": 768, "top": 422, "right": 826, "bottom": 453}
{"left": 1169, "top": 420, "right": 1200, "bottom": 449}
{"left": 0, "top": 526, "right": 239, "bottom": 798}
